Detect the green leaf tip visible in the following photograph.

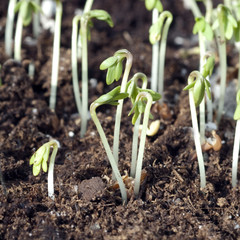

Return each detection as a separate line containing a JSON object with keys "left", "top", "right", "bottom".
{"left": 193, "top": 17, "right": 213, "bottom": 41}
{"left": 234, "top": 90, "right": 240, "bottom": 120}
{"left": 88, "top": 9, "right": 114, "bottom": 27}
{"left": 145, "top": 0, "right": 163, "bottom": 12}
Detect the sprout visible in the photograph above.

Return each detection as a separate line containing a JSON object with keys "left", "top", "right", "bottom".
{"left": 5, "top": 0, "right": 17, "bottom": 56}
{"left": 232, "top": 90, "right": 240, "bottom": 187}
{"left": 14, "top": 0, "right": 42, "bottom": 61}
{"left": 100, "top": 50, "right": 133, "bottom": 177}
{"left": 71, "top": 10, "right": 113, "bottom": 137}
{"left": 184, "top": 71, "right": 208, "bottom": 188}
{"left": 30, "top": 140, "right": 59, "bottom": 200}
{"left": 90, "top": 87, "right": 128, "bottom": 203}
{"left": 212, "top": 4, "right": 237, "bottom": 125}
{"left": 49, "top": 0, "right": 62, "bottom": 110}
{"left": 144, "top": 0, "right": 163, "bottom": 12}
{"left": 128, "top": 89, "right": 161, "bottom": 196}
{"left": 149, "top": 10, "right": 173, "bottom": 98}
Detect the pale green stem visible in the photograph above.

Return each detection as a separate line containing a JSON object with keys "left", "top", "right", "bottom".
{"left": 80, "top": 17, "right": 89, "bottom": 138}
{"left": 199, "top": 32, "right": 206, "bottom": 144}
{"left": 33, "top": 0, "right": 40, "bottom": 38}
{"left": 151, "top": 8, "right": 159, "bottom": 92}
{"left": 90, "top": 104, "right": 127, "bottom": 203}
{"left": 188, "top": 72, "right": 206, "bottom": 188}
{"left": 130, "top": 73, "right": 148, "bottom": 178}
{"left": 187, "top": 0, "right": 202, "bottom": 18}
{"left": 238, "top": 47, "right": 240, "bottom": 90}
{"left": 48, "top": 141, "right": 58, "bottom": 200}
{"left": 134, "top": 92, "right": 153, "bottom": 197}
{"left": 206, "top": 75, "right": 213, "bottom": 122}
{"left": 158, "top": 12, "right": 172, "bottom": 101}
{"left": 216, "top": 26, "right": 227, "bottom": 125}
{"left": 49, "top": 0, "right": 62, "bottom": 110}
{"left": 204, "top": 0, "right": 212, "bottom": 23}
{"left": 113, "top": 51, "right": 133, "bottom": 171}
{"left": 83, "top": 0, "right": 94, "bottom": 13}
{"left": 232, "top": 119, "right": 240, "bottom": 187}
{"left": 14, "top": 13, "right": 23, "bottom": 61}
{"left": 5, "top": 0, "right": 16, "bottom": 56}
{"left": 71, "top": 16, "right": 82, "bottom": 116}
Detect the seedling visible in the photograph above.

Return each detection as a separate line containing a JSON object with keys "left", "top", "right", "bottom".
{"left": 5, "top": 0, "right": 17, "bottom": 56}
{"left": 184, "top": 70, "right": 213, "bottom": 188}
{"left": 232, "top": 90, "right": 240, "bottom": 187}
{"left": 90, "top": 86, "right": 128, "bottom": 203}
{"left": 212, "top": 4, "right": 237, "bottom": 125}
{"left": 49, "top": 0, "right": 62, "bottom": 110}
{"left": 100, "top": 49, "right": 133, "bottom": 172}
{"left": 29, "top": 140, "right": 59, "bottom": 200}
{"left": 14, "top": 0, "right": 41, "bottom": 61}
{"left": 71, "top": 9, "right": 113, "bottom": 137}
{"left": 149, "top": 10, "right": 173, "bottom": 97}
{"left": 128, "top": 89, "right": 161, "bottom": 196}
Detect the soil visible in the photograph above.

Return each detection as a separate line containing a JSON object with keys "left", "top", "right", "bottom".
{"left": 0, "top": 0, "right": 240, "bottom": 239}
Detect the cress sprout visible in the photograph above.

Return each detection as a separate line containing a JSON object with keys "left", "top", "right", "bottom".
{"left": 100, "top": 49, "right": 133, "bottom": 175}
{"left": 90, "top": 87, "right": 128, "bottom": 203}
{"left": 30, "top": 140, "right": 59, "bottom": 200}
{"left": 72, "top": 9, "right": 113, "bottom": 137}
{"left": 149, "top": 10, "right": 173, "bottom": 98}
{"left": 232, "top": 89, "right": 240, "bottom": 187}
{"left": 14, "top": 0, "right": 41, "bottom": 61}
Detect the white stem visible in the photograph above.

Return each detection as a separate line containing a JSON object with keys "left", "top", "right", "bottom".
{"left": 14, "top": 13, "right": 23, "bottom": 61}
{"left": 48, "top": 142, "right": 58, "bottom": 200}
{"left": 80, "top": 18, "right": 89, "bottom": 137}
{"left": 134, "top": 93, "right": 153, "bottom": 197}
{"left": 33, "top": 0, "right": 40, "bottom": 38}
{"left": 71, "top": 16, "right": 82, "bottom": 116}
{"left": 91, "top": 105, "right": 127, "bottom": 203}
{"left": 83, "top": 0, "right": 94, "bottom": 13}
{"left": 151, "top": 8, "right": 159, "bottom": 92}
{"left": 5, "top": 0, "right": 16, "bottom": 56}
{"left": 189, "top": 81, "right": 206, "bottom": 188}
{"left": 49, "top": 0, "right": 62, "bottom": 110}
{"left": 232, "top": 120, "right": 240, "bottom": 187}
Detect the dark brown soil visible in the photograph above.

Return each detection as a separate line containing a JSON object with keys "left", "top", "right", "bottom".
{"left": 1, "top": 0, "right": 240, "bottom": 239}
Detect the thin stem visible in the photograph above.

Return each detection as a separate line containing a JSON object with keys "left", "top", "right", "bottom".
{"left": 199, "top": 32, "right": 206, "bottom": 143}
{"left": 90, "top": 104, "right": 127, "bottom": 203}
{"left": 232, "top": 119, "right": 240, "bottom": 187}
{"left": 158, "top": 12, "right": 172, "bottom": 100}
{"left": 80, "top": 17, "right": 89, "bottom": 137}
{"left": 33, "top": 0, "right": 40, "bottom": 38}
{"left": 14, "top": 13, "right": 23, "bottom": 61}
{"left": 71, "top": 16, "right": 82, "bottom": 116}
{"left": 134, "top": 92, "right": 153, "bottom": 197}
{"left": 151, "top": 8, "right": 159, "bottom": 92}
{"left": 188, "top": 72, "right": 206, "bottom": 188}
{"left": 216, "top": 26, "right": 227, "bottom": 125}
{"left": 49, "top": 0, "right": 62, "bottom": 110}
{"left": 113, "top": 51, "right": 133, "bottom": 169}
{"left": 48, "top": 141, "right": 58, "bottom": 200}
{"left": 187, "top": 0, "right": 202, "bottom": 18}
{"left": 83, "top": 0, "right": 94, "bottom": 13}
{"left": 5, "top": 0, "right": 16, "bottom": 56}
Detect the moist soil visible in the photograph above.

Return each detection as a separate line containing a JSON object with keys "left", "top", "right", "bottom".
{"left": 0, "top": 0, "right": 240, "bottom": 239}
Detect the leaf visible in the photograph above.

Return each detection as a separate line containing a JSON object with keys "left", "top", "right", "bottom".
{"left": 145, "top": 0, "right": 157, "bottom": 10}
{"left": 114, "top": 61, "right": 123, "bottom": 81}
{"left": 183, "top": 81, "right": 196, "bottom": 91}
{"left": 193, "top": 17, "right": 205, "bottom": 34}
{"left": 155, "top": 0, "right": 163, "bottom": 12}
{"left": 234, "top": 104, "right": 240, "bottom": 120}
{"left": 138, "top": 100, "right": 146, "bottom": 114}
{"left": 149, "top": 21, "right": 161, "bottom": 44}
{"left": 138, "top": 88, "right": 161, "bottom": 101}
{"left": 193, "top": 78, "right": 205, "bottom": 106}
{"left": 203, "top": 23, "right": 214, "bottom": 41}
{"left": 225, "top": 19, "right": 234, "bottom": 40}
{"left": 42, "top": 145, "right": 50, "bottom": 172}
{"left": 204, "top": 80, "right": 211, "bottom": 100}
{"left": 202, "top": 56, "right": 215, "bottom": 78}
{"left": 33, "top": 145, "right": 46, "bottom": 166}
{"left": 14, "top": 0, "right": 23, "bottom": 13}
{"left": 29, "top": 154, "right": 35, "bottom": 165}
{"left": 106, "top": 66, "right": 116, "bottom": 85}
{"left": 89, "top": 9, "right": 114, "bottom": 27}
{"left": 234, "top": 21, "right": 240, "bottom": 42}
{"left": 33, "top": 163, "right": 41, "bottom": 176}
{"left": 100, "top": 56, "right": 118, "bottom": 70}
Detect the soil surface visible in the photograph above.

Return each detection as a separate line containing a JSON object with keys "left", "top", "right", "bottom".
{"left": 1, "top": 0, "right": 240, "bottom": 239}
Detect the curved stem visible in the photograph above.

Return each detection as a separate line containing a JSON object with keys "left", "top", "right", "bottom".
{"left": 48, "top": 141, "right": 58, "bottom": 200}
{"left": 80, "top": 18, "right": 89, "bottom": 137}
{"left": 134, "top": 92, "right": 153, "bottom": 196}
{"left": 71, "top": 16, "right": 82, "bottom": 116}
{"left": 188, "top": 72, "right": 206, "bottom": 188}
{"left": 49, "top": 0, "right": 62, "bottom": 110}
{"left": 112, "top": 50, "right": 133, "bottom": 174}
{"left": 90, "top": 104, "right": 127, "bottom": 203}
{"left": 158, "top": 12, "right": 172, "bottom": 101}
{"left": 14, "top": 13, "right": 23, "bottom": 61}
{"left": 232, "top": 120, "right": 240, "bottom": 187}
{"left": 5, "top": 0, "right": 16, "bottom": 56}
